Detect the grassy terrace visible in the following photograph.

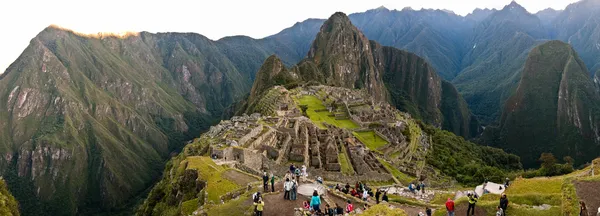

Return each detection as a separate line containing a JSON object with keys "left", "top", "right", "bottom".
{"left": 353, "top": 130, "right": 388, "bottom": 151}
{"left": 185, "top": 156, "right": 246, "bottom": 202}
{"left": 377, "top": 158, "right": 415, "bottom": 185}
{"left": 295, "top": 95, "right": 358, "bottom": 129}
{"left": 338, "top": 152, "right": 355, "bottom": 175}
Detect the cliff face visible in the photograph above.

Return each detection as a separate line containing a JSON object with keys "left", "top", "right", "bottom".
{"left": 249, "top": 12, "right": 479, "bottom": 138}
{"left": 498, "top": 41, "right": 600, "bottom": 167}
{"left": 0, "top": 26, "right": 270, "bottom": 215}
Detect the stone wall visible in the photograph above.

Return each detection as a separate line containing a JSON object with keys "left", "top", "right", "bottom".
{"left": 308, "top": 169, "right": 393, "bottom": 183}
{"left": 238, "top": 125, "right": 263, "bottom": 147}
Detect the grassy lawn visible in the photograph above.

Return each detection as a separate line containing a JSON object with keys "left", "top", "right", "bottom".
{"left": 353, "top": 130, "right": 388, "bottom": 150}
{"left": 338, "top": 152, "right": 355, "bottom": 175}
{"left": 181, "top": 198, "right": 199, "bottom": 215}
{"left": 387, "top": 194, "right": 429, "bottom": 207}
{"left": 377, "top": 158, "right": 415, "bottom": 185}
{"left": 296, "top": 95, "right": 358, "bottom": 129}
{"left": 361, "top": 204, "right": 408, "bottom": 216}
{"left": 185, "top": 156, "right": 242, "bottom": 203}
{"left": 205, "top": 193, "right": 253, "bottom": 216}
{"left": 506, "top": 177, "right": 563, "bottom": 195}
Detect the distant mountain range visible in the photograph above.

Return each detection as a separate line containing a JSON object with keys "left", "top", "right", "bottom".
{"left": 2, "top": 0, "right": 600, "bottom": 215}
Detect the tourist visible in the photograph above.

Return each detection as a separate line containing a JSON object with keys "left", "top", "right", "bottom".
{"left": 467, "top": 193, "right": 478, "bottom": 216}
{"left": 253, "top": 197, "right": 264, "bottom": 216}
{"left": 335, "top": 203, "right": 344, "bottom": 215}
{"left": 290, "top": 164, "right": 296, "bottom": 173}
{"left": 580, "top": 201, "right": 588, "bottom": 216}
{"left": 375, "top": 189, "right": 382, "bottom": 204}
{"left": 496, "top": 205, "right": 504, "bottom": 216}
{"left": 302, "top": 164, "right": 308, "bottom": 181}
{"left": 345, "top": 200, "right": 354, "bottom": 213}
{"left": 445, "top": 198, "right": 455, "bottom": 216}
{"left": 425, "top": 207, "right": 432, "bottom": 216}
{"left": 295, "top": 167, "right": 302, "bottom": 183}
{"left": 408, "top": 183, "right": 415, "bottom": 193}
{"left": 334, "top": 183, "right": 341, "bottom": 191}
{"left": 325, "top": 204, "right": 335, "bottom": 216}
{"left": 252, "top": 191, "right": 261, "bottom": 202}
{"left": 344, "top": 183, "right": 350, "bottom": 194}
{"left": 317, "top": 176, "right": 323, "bottom": 184}
{"left": 303, "top": 200, "right": 310, "bottom": 210}
{"left": 416, "top": 182, "right": 421, "bottom": 193}
{"left": 350, "top": 188, "right": 358, "bottom": 197}
{"left": 420, "top": 181, "right": 426, "bottom": 194}
{"left": 362, "top": 189, "right": 369, "bottom": 201}
{"left": 262, "top": 172, "right": 269, "bottom": 192}
{"left": 310, "top": 190, "right": 322, "bottom": 212}
{"left": 270, "top": 173, "right": 275, "bottom": 192}
{"left": 291, "top": 178, "right": 298, "bottom": 200}
{"left": 284, "top": 178, "right": 292, "bottom": 200}
{"left": 499, "top": 193, "right": 508, "bottom": 216}
{"left": 504, "top": 177, "right": 510, "bottom": 188}
{"left": 382, "top": 192, "right": 389, "bottom": 203}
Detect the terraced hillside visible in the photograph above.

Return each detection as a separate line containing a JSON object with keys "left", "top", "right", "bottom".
{"left": 138, "top": 85, "right": 521, "bottom": 215}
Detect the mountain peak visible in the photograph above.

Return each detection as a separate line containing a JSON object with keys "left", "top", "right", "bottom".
{"left": 502, "top": 1, "right": 529, "bottom": 13}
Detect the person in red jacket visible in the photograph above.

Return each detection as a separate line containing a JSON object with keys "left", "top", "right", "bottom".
{"left": 445, "top": 198, "right": 455, "bottom": 216}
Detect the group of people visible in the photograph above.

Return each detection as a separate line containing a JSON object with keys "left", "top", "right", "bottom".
{"left": 252, "top": 191, "right": 265, "bottom": 216}
{"left": 302, "top": 199, "right": 358, "bottom": 216}
{"left": 408, "top": 181, "right": 426, "bottom": 194}
{"left": 262, "top": 172, "right": 275, "bottom": 193}
{"left": 283, "top": 177, "right": 299, "bottom": 200}
{"left": 288, "top": 164, "right": 308, "bottom": 183}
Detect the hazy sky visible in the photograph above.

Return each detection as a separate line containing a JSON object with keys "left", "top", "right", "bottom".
{"left": 0, "top": 0, "right": 579, "bottom": 73}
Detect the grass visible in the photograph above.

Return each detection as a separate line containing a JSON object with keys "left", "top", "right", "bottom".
{"left": 181, "top": 198, "right": 199, "bottom": 215}
{"left": 387, "top": 194, "right": 429, "bottom": 207}
{"left": 338, "top": 152, "right": 355, "bottom": 175}
{"left": 377, "top": 158, "right": 415, "bottom": 185}
{"left": 506, "top": 177, "right": 563, "bottom": 195}
{"left": 561, "top": 178, "right": 579, "bottom": 216}
{"left": 295, "top": 95, "right": 358, "bottom": 129}
{"left": 185, "top": 156, "right": 241, "bottom": 203}
{"left": 353, "top": 131, "right": 388, "bottom": 150}
{"left": 430, "top": 192, "right": 455, "bottom": 205}
{"left": 205, "top": 193, "right": 253, "bottom": 216}
{"left": 361, "top": 204, "right": 408, "bottom": 216}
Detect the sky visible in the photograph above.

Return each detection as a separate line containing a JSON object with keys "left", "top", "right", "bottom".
{"left": 0, "top": 0, "right": 579, "bottom": 73}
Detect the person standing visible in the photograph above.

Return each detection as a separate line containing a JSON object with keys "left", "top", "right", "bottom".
{"left": 467, "top": 193, "right": 478, "bottom": 216}
{"left": 445, "top": 198, "right": 455, "bottom": 216}
{"left": 253, "top": 197, "right": 264, "bottom": 216}
{"left": 262, "top": 172, "right": 269, "bottom": 192}
{"left": 382, "top": 192, "right": 389, "bottom": 203}
{"left": 420, "top": 181, "right": 426, "bottom": 194}
{"left": 362, "top": 189, "right": 369, "bottom": 201}
{"left": 291, "top": 179, "right": 298, "bottom": 200}
{"left": 499, "top": 193, "right": 509, "bottom": 216}
{"left": 301, "top": 165, "right": 308, "bottom": 182}
{"left": 290, "top": 164, "right": 296, "bottom": 173}
{"left": 375, "top": 189, "right": 382, "bottom": 204}
{"left": 283, "top": 178, "right": 292, "bottom": 200}
{"left": 425, "top": 207, "right": 432, "bottom": 216}
{"left": 580, "top": 201, "right": 588, "bottom": 216}
{"left": 295, "top": 167, "right": 302, "bottom": 183}
{"left": 325, "top": 204, "right": 335, "bottom": 216}
{"left": 310, "top": 190, "right": 321, "bottom": 212}
{"left": 270, "top": 173, "right": 275, "bottom": 192}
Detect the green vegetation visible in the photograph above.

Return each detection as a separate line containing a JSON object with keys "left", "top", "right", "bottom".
{"left": 295, "top": 95, "right": 358, "bottom": 129}
{"left": 338, "top": 153, "right": 355, "bottom": 175}
{"left": 353, "top": 131, "right": 388, "bottom": 151}
{"left": 181, "top": 198, "right": 199, "bottom": 215}
{"left": 522, "top": 153, "right": 575, "bottom": 178}
{"left": 361, "top": 204, "right": 408, "bottom": 216}
{"left": 561, "top": 178, "right": 579, "bottom": 216}
{"left": 186, "top": 156, "right": 241, "bottom": 202}
{"left": 377, "top": 158, "right": 415, "bottom": 185}
{"left": 0, "top": 179, "right": 19, "bottom": 216}
{"left": 387, "top": 194, "right": 429, "bottom": 207}
{"left": 421, "top": 122, "right": 522, "bottom": 185}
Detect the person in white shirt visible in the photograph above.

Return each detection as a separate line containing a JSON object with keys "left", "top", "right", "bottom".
{"left": 362, "top": 190, "right": 369, "bottom": 201}
{"left": 283, "top": 178, "right": 292, "bottom": 200}
{"left": 301, "top": 165, "right": 308, "bottom": 181}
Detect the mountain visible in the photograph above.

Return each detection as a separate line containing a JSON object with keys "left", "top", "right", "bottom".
{"left": 0, "top": 25, "right": 309, "bottom": 215}
{"left": 552, "top": 0, "right": 600, "bottom": 75}
{"left": 491, "top": 41, "right": 600, "bottom": 167}
{"left": 536, "top": 8, "right": 562, "bottom": 28}
{"left": 247, "top": 12, "right": 480, "bottom": 138}
{"left": 451, "top": 1, "right": 547, "bottom": 124}
{"left": 466, "top": 8, "right": 497, "bottom": 22}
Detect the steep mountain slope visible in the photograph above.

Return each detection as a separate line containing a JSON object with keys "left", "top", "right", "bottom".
{"left": 494, "top": 41, "right": 600, "bottom": 167}
{"left": 452, "top": 1, "right": 546, "bottom": 124}
{"left": 0, "top": 26, "right": 303, "bottom": 215}
{"left": 247, "top": 12, "right": 480, "bottom": 138}
{"left": 552, "top": 0, "right": 600, "bottom": 75}
{"left": 465, "top": 8, "right": 497, "bottom": 23}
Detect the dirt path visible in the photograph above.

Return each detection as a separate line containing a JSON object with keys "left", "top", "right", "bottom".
{"left": 574, "top": 181, "right": 600, "bottom": 216}
{"left": 262, "top": 192, "right": 310, "bottom": 216}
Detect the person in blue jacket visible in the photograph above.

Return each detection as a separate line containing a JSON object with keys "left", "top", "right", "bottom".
{"left": 310, "top": 190, "right": 321, "bottom": 211}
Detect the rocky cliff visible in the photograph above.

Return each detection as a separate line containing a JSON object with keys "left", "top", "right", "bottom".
{"left": 248, "top": 12, "right": 480, "bottom": 138}
{"left": 495, "top": 41, "right": 600, "bottom": 167}
{"left": 0, "top": 26, "right": 300, "bottom": 215}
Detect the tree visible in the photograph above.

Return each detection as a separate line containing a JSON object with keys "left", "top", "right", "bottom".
{"left": 299, "top": 105, "right": 308, "bottom": 116}
{"left": 563, "top": 156, "right": 574, "bottom": 165}
{"left": 539, "top": 153, "right": 557, "bottom": 169}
